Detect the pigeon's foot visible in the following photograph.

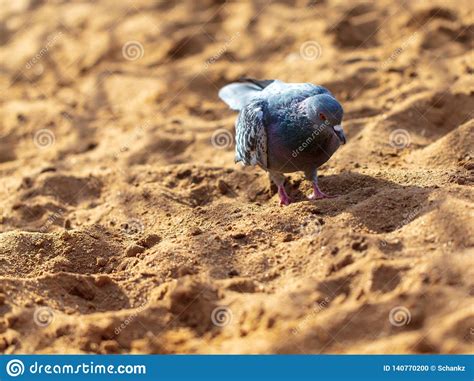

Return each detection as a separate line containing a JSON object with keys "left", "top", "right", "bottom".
{"left": 278, "top": 185, "right": 291, "bottom": 206}
{"left": 308, "top": 183, "right": 336, "bottom": 200}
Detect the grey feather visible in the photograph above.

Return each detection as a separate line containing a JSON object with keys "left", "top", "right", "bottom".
{"left": 218, "top": 82, "right": 262, "bottom": 111}
{"left": 235, "top": 99, "right": 268, "bottom": 168}
{"left": 238, "top": 78, "right": 275, "bottom": 89}
{"left": 220, "top": 78, "right": 344, "bottom": 174}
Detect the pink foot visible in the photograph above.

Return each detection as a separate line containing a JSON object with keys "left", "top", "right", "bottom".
{"left": 308, "top": 183, "right": 337, "bottom": 200}
{"left": 278, "top": 184, "right": 291, "bottom": 206}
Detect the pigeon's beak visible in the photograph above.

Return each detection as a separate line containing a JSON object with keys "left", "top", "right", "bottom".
{"left": 333, "top": 125, "right": 346, "bottom": 145}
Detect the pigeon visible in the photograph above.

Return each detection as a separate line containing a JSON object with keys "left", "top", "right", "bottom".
{"left": 218, "top": 78, "right": 346, "bottom": 206}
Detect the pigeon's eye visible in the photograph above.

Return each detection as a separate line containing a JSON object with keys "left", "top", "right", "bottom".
{"left": 318, "top": 113, "right": 327, "bottom": 121}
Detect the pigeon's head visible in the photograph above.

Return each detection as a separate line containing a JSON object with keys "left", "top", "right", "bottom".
{"left": 304, "top": 94, "right": 346, "bottom": 144}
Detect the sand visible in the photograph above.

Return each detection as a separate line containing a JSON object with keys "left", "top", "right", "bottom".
{"left": 0, "top": 0, "right": 473, "bottom": 354}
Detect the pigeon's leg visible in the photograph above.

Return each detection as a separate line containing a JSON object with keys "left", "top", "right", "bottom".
{"left": 305, "top": 168, "right": 336, "bottom": 200}
{"left": 269, "top": 171, "right": 291, "bottom": 206}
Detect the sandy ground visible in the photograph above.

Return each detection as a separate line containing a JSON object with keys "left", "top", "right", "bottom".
{"left": 0, "top": 0, "right": 473, "bottom": 354}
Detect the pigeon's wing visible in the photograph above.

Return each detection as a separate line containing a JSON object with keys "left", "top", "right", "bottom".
{"left": 267, "top": 81, "right": 332, "bottom": 96}
{"left": 235, "top": 99, "right": 268, "bottom": 169}
{"left": 262, "top": 81, "right": 333, "bottom": 108}
{"left": 238, "top": 78, "right": 275, "bottom": 90}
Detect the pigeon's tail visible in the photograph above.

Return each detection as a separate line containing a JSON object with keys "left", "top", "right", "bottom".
{"left": 218, "top": 78, "right": 274, "bottom": 111}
